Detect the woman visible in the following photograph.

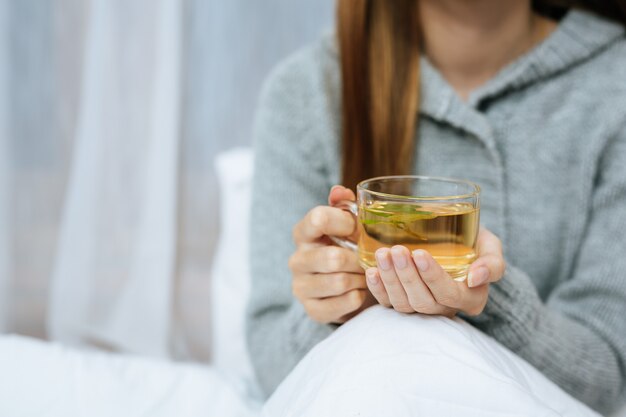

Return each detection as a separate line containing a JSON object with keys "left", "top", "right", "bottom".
{"left": 246, "top": 0, "right": 626, "bottom": 414}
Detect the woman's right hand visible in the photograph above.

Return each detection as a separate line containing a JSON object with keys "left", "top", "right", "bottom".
{"left": 289, "top": 186, "right": 376, "bottom": 324}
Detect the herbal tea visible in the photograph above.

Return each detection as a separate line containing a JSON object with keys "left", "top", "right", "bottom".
{"left": 358, "top": 201, "right": 479, "bottom": 280}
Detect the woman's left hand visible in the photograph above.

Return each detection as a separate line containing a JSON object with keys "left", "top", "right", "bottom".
{"left": 365, "top": 228, "right": 506, "bottom": 317}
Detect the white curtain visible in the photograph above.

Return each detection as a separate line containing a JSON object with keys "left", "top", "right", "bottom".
{"left": 0, "top": 0, "right": 9, "bottom": 333}
{"left": 48, "top": 0, "right": 182, "bottom": 357}
{"left": 0, "top": 0, "right": 333, "bottom": 360}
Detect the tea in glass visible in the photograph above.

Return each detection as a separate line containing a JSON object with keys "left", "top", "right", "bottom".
{"left": 358, "top": 201, "right": 478, "bottom": 280}
{"left": 330, "top": 176, "right": 480, "bottom": 281}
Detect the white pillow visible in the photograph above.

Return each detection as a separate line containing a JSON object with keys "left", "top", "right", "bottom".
{"left": 211, "top": 147, "right": 262, "bottom": 400}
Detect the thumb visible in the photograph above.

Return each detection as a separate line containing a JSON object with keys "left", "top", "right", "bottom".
{"left": 328, "top": 185, "right": 356, "bottom": 206}
{"left": 328, "top": 185, "right": 360, "bottom": 244}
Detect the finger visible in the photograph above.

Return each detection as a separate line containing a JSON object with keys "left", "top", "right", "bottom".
{"left": 459, "top": 284, "right": 489, "bottom": 317}
{"left": 389, "top": 245, "right": 448, "bottom": 315}
{"left": 289, "top": 246, "right": 363, "bottom": 274}
{"left": 328, "top": 185, "right": 356, "bottom": 206}
{"left": 292, "top": 272, "right": 366, "bottom": 299}
{"left": 306, "top": 289, "right": 368, "bottom": 324}
{"left": 411, "top": 249, "right": 465, "bottom": 313}
{"left": 476, "top": 227, "right": 502, "bottom": 257}
{"left": 365, "top": 268, "right": 391, "bottom": 308}
{"left": 468, "top": 228, "right": 506, "bottom": 287}
{"left": 375, "top": 248, "right": 413, "bottom": 313}
{"left": 337, "top": 290, "right": 378, "bottom": 323}
{"left": 293, "top": 206, "right": 356, "bottom": 246}
{"left": 328, "top": 186, "right": 361, "bottom": 242}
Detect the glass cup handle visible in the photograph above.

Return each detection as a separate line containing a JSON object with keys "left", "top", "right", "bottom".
{"left": 329, "top": 200, "right": 359, "bottom": 252}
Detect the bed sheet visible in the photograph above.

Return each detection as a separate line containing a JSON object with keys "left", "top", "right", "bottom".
{"left": 0, "top": 335, "right": 261, "bottom": 417}
{"left": 1, "top": 317, "right": 624, "bottom": 417}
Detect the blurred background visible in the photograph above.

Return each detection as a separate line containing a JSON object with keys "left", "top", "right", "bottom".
{"left": 0, "top": 0, "right": 333, "bottom": 362}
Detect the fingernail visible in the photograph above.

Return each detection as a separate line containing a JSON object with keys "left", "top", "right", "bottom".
{"left": 468, "top": 266, "right": 489, "bottom": 288}
{"left": 330, "top": 185, "right": 342, "bottom": 192}
{"left": 366, "top": 269, "right": 378, "bottom": 285}
{"left": 412, "top": 250, "right": 429, "bottom": 272}
{"left": 375, "top": 249, "right": 391, "bottom": 270}
{"left": 391, "top": 247, "right": 407, "bottom": 269}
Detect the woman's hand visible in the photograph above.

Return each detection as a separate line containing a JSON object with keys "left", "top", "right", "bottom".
{"left": 365, "top": 228, "right": 506, "bottom": 317}
{"left": 290, "top": 186, "right": 376, "bottom": 324}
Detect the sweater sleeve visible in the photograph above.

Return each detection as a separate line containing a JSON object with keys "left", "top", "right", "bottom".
{"left": 464, "top": 125, "right": 626, "bottom": 414}
{"left": 245, "top": 53, "right": 336, "bottom": 397}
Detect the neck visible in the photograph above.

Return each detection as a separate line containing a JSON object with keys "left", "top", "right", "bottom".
{"left": 418, "top": 0, "right": 556, "bottom": 100}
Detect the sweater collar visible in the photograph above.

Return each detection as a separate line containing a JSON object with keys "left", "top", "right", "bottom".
{"left": 420, "top": 9, "right": 625, "bottom": 123}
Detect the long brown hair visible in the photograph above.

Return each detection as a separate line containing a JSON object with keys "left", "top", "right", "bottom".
{"left": 337, "top": 0, "right": 626, "bottom": 191}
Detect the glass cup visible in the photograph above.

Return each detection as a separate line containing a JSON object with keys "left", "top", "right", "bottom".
{"left": 331, "top": 175, "right": 480, "bottom": 281}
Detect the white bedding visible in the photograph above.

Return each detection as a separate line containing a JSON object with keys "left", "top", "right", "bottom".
{"left": 0, "top": 335, "right": 261, "bottom": 417}
{"left": 2, "top": 308, "right": 619, "bottom": 417}
{"left": 263, "top": 305, "right": 602, "bottom": 417}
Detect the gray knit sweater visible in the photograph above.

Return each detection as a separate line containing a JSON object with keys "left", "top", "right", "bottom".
{"left": 246, "top": 10, "right": 626, "bottom": 414}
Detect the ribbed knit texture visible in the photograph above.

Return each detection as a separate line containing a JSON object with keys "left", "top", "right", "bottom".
{"left": 245, "top": 10, "right": 626, "bottom": 414}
